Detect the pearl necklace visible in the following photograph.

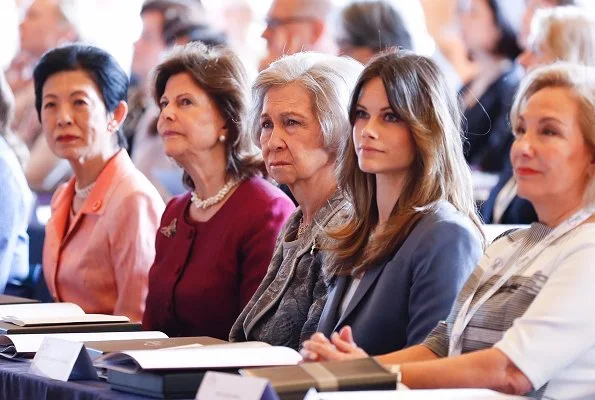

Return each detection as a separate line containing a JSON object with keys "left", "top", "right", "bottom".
{"left": 74, "top": 181, "right": 96, "bottom": 199}
{"left": 190, "top": 180, "right": 240, "bottom": 209}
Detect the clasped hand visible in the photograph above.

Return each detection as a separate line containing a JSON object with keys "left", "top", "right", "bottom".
{"left": 301, "top": 326, "right": 369, "bottom": 362}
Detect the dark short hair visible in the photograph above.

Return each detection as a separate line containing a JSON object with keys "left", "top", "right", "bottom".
{"left": 33, "top": 44, "right": 129, "bottom": 148}
{"left": 487, "top": 0, "right": 522, "bottom": 60}
{"left": 336, "top": 1, "right": 413, "bottom": 52}
{"left": 140, "top": 0, "right": 204, "bottom": 38}
{"left": 140, "top": 0, "right": 203, "bottom": 16}
{"left": 163, "top": 18, "right": 227, "bottom": 47}
{"left": 153, "top": 42, "right": 265, "bottom": 188}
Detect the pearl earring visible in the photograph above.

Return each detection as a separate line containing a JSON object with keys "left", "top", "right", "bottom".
{"left": 219, "top": 135, "right": 226, "bottom": 143}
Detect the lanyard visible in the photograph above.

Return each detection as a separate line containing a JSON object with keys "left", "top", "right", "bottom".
{"left": 448, "top": 209, "right": 592, "bottom": 356}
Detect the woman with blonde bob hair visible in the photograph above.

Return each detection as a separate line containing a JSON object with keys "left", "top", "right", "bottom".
{"left": 304, "top": 50, "right": 484, "bottom": 357}
{"left": 304, "top": 62, "right": 595, "bottom": 398}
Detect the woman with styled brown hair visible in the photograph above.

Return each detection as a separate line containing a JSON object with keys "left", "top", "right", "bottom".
{"left": 142, "top": 42, "right": 295, "bottom": 339}
{"left": 306, "top": 49, "right": 484, "bottom": 357}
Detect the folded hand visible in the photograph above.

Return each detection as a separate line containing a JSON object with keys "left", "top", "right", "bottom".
{"left": 301, "top": 326, "right": 369, "bottom": 362}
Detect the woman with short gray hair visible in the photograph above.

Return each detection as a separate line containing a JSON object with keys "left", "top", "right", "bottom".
{"left": 230, "top": 52, "right": 363, "bottom": 350}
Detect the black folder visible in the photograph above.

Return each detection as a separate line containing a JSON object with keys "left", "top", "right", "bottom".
{"left": 0, "top": 321, "right": 141, "bottom": 335}
{"left": 108, "top": 369, "right": 236, "bottom": 399}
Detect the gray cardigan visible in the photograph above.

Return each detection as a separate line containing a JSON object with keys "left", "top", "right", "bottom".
{"left": 229, "top": 191, "right": 347, "bottom": 350}
{"left": 317, "top": 200, "right": 483, "bottom": 356}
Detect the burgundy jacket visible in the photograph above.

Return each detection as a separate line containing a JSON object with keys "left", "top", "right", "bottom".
{"left": 142, "top": 177, "right": 294, "bottom": 339}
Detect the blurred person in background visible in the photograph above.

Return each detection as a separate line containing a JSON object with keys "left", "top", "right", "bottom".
{"left": 259, "top": 0, "right": 337, "bottom": 71}
{"left": 458, "top": 0, "right": 523, "bottom": 174}
{"left": 6, "top": 0, "right": 80, "bottom": 192}
{"left": 421, "top": 0, "right": 478, "bottom": 87}
{"left": 0, "top": 0, "right": 19, "bottom": 70}
{"left": 519, "top": 0, "right": 576, "bottom": 49}
{"left": 0, "top": 71, "right": 33, "bottom": 295}
{"left": 125, "top": 0, "right": 205, "bottom": 153}
{"left": 335, "top": 0, "right": 413, "bottom": 65}
{"left": 203, "top": 0, "right": 261, "bottom": 81}
{"left": 481, "top": 6, "right": 595, "bottom": 225}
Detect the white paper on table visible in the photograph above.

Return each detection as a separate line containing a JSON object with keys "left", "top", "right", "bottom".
{"left": 0, "top": 303, "right": 85, "bottom": 320}
{"left": 95, "top": 345, "right": 302, "bottom": 373}
{"left": 0, "top": 331, "right": 168, "bottom": 358}
{"left": 2, "top": 314, "right": 130, "bottom": 327}
{"left": 165, "top": 341, "right": 271, "bottom": 351}
{"left": 305, "top": 389, "right": 526, "bottom": 399}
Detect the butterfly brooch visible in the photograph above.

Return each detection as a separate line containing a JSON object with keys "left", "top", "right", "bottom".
{"left": 160, "top": 218, "right": 177, "bottom": 238}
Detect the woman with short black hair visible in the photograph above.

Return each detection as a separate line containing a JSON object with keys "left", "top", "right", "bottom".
{"left": 38, "top": 44, "right": 164, "bottom": 321}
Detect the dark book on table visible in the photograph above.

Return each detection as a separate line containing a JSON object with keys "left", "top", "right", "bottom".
{"left": 108, "top": 368, "right": 233, "bottom": 399}
{"left": 240, "top": 358, "right": 398, "bottom": 399}
{"left": 0, "top": 321, "right": 141, "bottom": 335}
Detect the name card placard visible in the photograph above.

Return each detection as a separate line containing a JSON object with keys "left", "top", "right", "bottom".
{"left": 29, "top": 337, "right": 97, "bottom": 381}
{"left": 196, "top": 371, "right": 279, "bottom": 400}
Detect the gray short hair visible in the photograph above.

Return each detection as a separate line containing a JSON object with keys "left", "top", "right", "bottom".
{"left": 249, "top": 52, "right": 363, "bottom": 157}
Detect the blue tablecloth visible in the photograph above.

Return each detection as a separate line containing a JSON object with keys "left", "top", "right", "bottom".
{"left": 0, "top": 359, "right": 163, "bottom": 400}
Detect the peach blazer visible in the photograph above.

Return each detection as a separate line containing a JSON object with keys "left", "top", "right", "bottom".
{"left": 43, "top": 150, "right": 165, "bottom": 322}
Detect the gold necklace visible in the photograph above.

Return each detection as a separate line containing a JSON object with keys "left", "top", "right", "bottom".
{"left": 297, "top": 217, "right": 309, "bottom": 238}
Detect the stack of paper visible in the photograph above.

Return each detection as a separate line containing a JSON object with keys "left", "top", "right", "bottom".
{"left": 0, "top": 331, "right": 168, "bottom": 359}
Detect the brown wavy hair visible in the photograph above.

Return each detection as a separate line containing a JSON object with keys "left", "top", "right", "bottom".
{"left": 326, "top": 49, "right": 483, "bottom": 276}
{"left": 153, "top": 42, "right": 265, "bottom": 188}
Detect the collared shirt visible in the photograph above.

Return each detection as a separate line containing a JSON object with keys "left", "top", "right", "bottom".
{"left": 43, "top": 150, "right": 165, "bottom": 322}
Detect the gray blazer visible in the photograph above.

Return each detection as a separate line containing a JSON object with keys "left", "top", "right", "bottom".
{"left": 229, "top": 191, "right": 348, "bottom": 350}
{"left": 317, "top": 200, "right": 483, "bottom": 356}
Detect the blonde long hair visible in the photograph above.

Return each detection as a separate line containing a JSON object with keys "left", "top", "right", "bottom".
{"left": 327, "top": 50, "right": 483, "bottom": 276}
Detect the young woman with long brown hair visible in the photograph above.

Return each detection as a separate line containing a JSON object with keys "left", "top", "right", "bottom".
{"left": 309, "top": 49, "right": 484, "bottom": 357}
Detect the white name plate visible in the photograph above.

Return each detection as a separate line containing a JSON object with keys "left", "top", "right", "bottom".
{"left": 29, "top": 337, "right": 97, "bottom": 381}
{"left": 196, "top": 371, "right": 279, "bottom": 400}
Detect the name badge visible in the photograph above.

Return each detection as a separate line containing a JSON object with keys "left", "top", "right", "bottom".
{"left": 29, "top": 337, "right": 97, "bottom": 381}
{"left": 196, "top": 371, "right": 279, "bottom": 400}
